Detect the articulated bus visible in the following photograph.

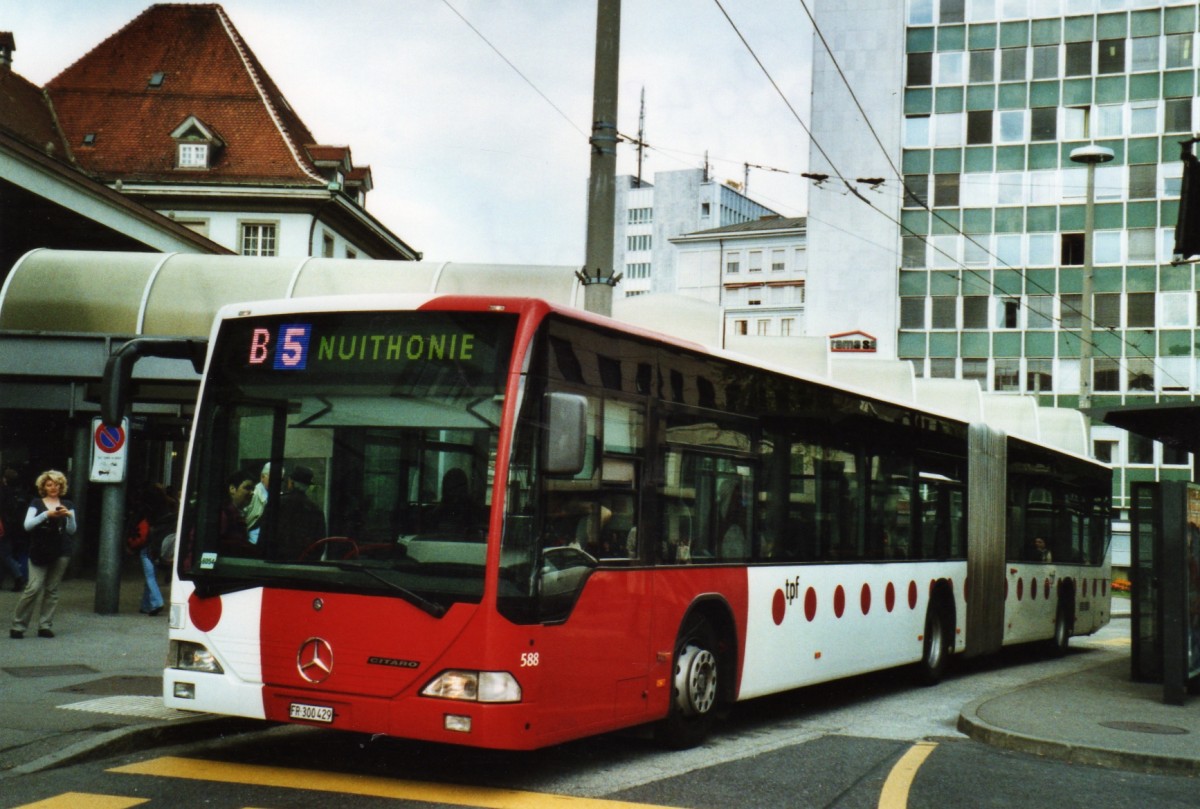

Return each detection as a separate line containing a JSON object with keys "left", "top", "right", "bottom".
{"left": 163, "top": 294, "right": 1111, "bottom": 750}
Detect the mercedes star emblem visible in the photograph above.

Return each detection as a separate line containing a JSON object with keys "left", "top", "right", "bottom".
{"left": 297, "top": 637, "right": 334, "bottom": 684}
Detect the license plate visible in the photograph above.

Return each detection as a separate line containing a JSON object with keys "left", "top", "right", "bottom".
{"left": 289, "top": 702, "right": 334, "bottom": 723}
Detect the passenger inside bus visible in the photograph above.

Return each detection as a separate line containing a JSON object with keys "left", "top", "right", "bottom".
{"left": 219, "top": 469, "right": 256, "bottom": 555}
{"left": 543, "top": 491, "right": 611, "bottom": 552}
{"left": 428, "top": 468, "right": 486, "bottom": 538}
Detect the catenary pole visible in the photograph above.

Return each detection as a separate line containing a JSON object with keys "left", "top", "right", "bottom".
{"left": 581, "top": 0, "right": 621, "bottom": 315}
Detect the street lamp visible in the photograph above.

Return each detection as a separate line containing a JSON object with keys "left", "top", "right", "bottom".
{"left": 1069, "top": 143, "right": 1114, "bottom": 417}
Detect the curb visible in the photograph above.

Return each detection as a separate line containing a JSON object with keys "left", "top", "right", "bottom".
{"left": 6, "top": 715, "right": 267, "bottom": 777}
{"left": 956, "top": 697, "right": 1200, "bottom": 777}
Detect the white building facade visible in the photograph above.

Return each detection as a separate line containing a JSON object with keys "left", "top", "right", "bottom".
{"left": 613, "top": 168, "right": 780, "bottom": 297}
{"left": 670, "top": 216, "right": 808, "bottom": 340}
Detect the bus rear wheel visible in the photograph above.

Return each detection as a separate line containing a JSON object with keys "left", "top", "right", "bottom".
{"left": 1050, "top": 597, "right": 1074, "bottom": 657}
{"left": 656, "top": 616, "right": 719, "bottom": 749}
{"left": 918, "top": 600, "right": 952, "bottom": 685}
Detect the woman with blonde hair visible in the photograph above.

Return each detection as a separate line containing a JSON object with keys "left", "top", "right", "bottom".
{"left": 10, "top": 470, "right": 77, "bottom": 639}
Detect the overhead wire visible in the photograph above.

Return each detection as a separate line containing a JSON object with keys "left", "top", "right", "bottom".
{"left": 792, "top": 0, "right": 1181, "bottom": 386}
{"left": 716, "top": 0, "right": 1183, "bottom": 389}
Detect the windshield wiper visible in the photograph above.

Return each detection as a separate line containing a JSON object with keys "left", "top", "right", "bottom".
{"left": 324, "top": 560, "right": 447, "bottom": 617}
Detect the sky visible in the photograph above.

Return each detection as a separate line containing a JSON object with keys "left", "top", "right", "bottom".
{"left": 3, "top": 0, "right": 814, "bottom": 265}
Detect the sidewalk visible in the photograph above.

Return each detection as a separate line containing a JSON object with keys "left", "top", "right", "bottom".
{"left": 957, "top": 609, "right": 1200, "bottom": 777}
{"left": 0, "top": 569, "right": 255, "bottom": 777}
{"left": 1, "top": 578, "right": 1196, "bottom": 778}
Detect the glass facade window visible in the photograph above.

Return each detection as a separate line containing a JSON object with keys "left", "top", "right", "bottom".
{"left": 934, "top": 174, "right": 960, "bottom": 207}
{"left": 1097, "top": 39, "right": 1124, "bottom": 74}
{"left": 1094, "top": 293, "right": 1120, "bottom": 328}
{"left": 1094, "top": 359, "right": 1121, "bottom": 393}
{"left": 1064, "top": 107, "right": 1089, "bottom": 139}
{"left": 1030, "top": 107, "right": 1056, "bottom": 141}
{"left": 1130, "top": 102, "right": 1158, "bottom": 135}
{"left": 938, "top": 52, "right": 965, "bottom": 85}
{"left": 1027, "top": 360, "right": 1052, "bottom": 393}
{"left": 1027, "top": 295, "right": 1054, "bottom": 328}
{"left": 1165, "top": 98, "right": 1192, "bottom": 133}
{"left": 936, "top": 112, "right": 964, "bottom": 146}
{"left": 901, "top": 297, "right": 926, "bottom": 329}
{"left": 1028, "top": 233, "right": 1054, "bottom": 265}
{"left": 1093, "top": 440, "right": 1117, "bottom": 464}
{"left": 1061, "top": 233, "right": 1085, "bottom": 265}
{"left": 1128, "top": 227, "right": 1156, "bottom": 261}
{"left": 963, "top": 296, "right": 989, "bottom": 327}
{"left": 994, "top": 359, "right": 1020, "bottom": 391}
{"left": 1161, "top": 292, "right": 1191, "bottom": 327}
{"left": 967, "top": 110, "right": 993, "bottom": 144}
{"left": 969, "top": 50, "right": 995, "bottom": 82}
{"left": 1032, "top": 45, "right": 1058, "bottom": 78}
{"left": 964, "top": 235, "right": 991, "bottom": 265}
{"left": 940, "top": 0, "right": 964, "bottom": 23}
{"left": 1163, "top": 445, "right": 1190, "bottom": 466}
{"left": 930, "top": 358, "right": 957, "bottom": 377}
{"left": 1096, "top": 104, "right": 1123, "bottom": 138}
{"left": 996, "top": 234, "right": 1021, "bottom": 266}
{"left": 1000, "top": 47, "right": 1027, "bottom": 81}
{"left": 1065, "top": 42, "right": 1091, "bottom": 76}
{"left": 997, "top": 297, "right": 1021, "bottom": 328}
{"left": 962, "top": 358, "right": 988, "bottom": 383}
{"left": 998, "top": 109, "right": 1025, "bottom": 142}
{"left": 1165, "top": 33, "right": 1194, "bottom": 69}
{"left": 904, "top": 175, "right": 930, "bottom": 208}
{"left": 932, "top": 297, "right": 957, "bottom": 328}
{"left": 1095, "top": 230, "right": 1121, "bottom": 263}
{"left": 1127, "top": 292, "right": 1155, "bottom": 328}
{"left": 997, "top": 171, "right": 1026, "bottom": 204}
{"left": 1061, "top": 294, "right": 1082, "bottom": 329}
{"left": 1127, "top": 433, "right": 1154, "bottom": 464}
{"left": 1131, "top": 36, "right": 1159, "bottom": 72}
{"left": 903, "top": 236, "right": 927, "bottom": 268}
{"left": 905, "top": 115, "right": 931, "bottom": 147}
{"left": 1127, "top": 358, "right": 1155, "bottom": 392}
{"left": 908, "top": 53, "right": 933, "bottom": 86}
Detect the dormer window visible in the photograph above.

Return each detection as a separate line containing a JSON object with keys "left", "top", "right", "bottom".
{"left": 148, "top": 71, "right": 165, "bottom": 88}
{"left": 170, "top": 115, "right": 222, "bottom": 170}
{"left": 178, "top": 143, "right": 209, "bottom": 167}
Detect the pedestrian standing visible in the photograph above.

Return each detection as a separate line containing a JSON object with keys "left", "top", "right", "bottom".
{"left": 10, "top": 470, "right": 77, "bottom": 639}
{"left": 0, "top": 467, "right": 27, "bottom": 591}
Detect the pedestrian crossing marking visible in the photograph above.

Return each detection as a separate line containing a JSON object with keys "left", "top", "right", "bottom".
{"left": 14, "top": 794, "right": 148, "bottom": 809}
{"left": 110, "top": 755, "right": 672, "bottom": 809}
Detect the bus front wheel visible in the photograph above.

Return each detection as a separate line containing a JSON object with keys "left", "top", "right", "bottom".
{"left": 656, "top": 616, "right": 719, "bottom": 749}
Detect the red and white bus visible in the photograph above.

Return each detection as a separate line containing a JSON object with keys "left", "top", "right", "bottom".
{"left": 162, "top": 294, "right": 1111, "bottom": 749}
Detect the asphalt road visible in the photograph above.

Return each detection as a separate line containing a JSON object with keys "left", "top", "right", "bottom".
{"left": 6, "top": 622, "right": 1197, "bottom": 808}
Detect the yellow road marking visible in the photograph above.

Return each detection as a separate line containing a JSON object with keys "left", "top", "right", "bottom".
{"left": 14, "top": 794, "right": 148, "bottom": 809}
{"left": 110, "top": 756, "right": 676, "bottom": 809}
{"left": 878, "top": 741, "right": 937, "bottom": 809}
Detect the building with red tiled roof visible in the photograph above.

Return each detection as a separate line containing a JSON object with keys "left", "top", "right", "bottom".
{"left": 45, "top": 3, "right": 419, "bottom": 260}
{"left": 0, "top": 30, "right": 228, "bottom": 276}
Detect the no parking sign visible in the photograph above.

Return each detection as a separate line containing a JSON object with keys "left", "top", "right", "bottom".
{"left": 90, "top": 417, "right": 129, "bottom": 483}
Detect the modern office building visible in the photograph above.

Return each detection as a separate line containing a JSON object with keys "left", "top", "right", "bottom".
{"left": 612, "top": 168, "right": 779, "bottom": 297}
{"left": 809, "top": 0, "right": 1200, "bottom": 519}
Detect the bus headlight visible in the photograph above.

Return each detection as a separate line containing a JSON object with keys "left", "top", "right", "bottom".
{"left": 169, "top": 640, "right": 224, "bottom": 674}
{"left": 421, "top": 670, "right": 521, "bottom": 703}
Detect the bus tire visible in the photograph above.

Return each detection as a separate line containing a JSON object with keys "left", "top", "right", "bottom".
{"left": 1050, "top": 594, "right": 1074, "bottom": 657}
{"left": 918, "top": 599, "right": 952, "bottom": 685}
{"left": 656, "top": 615, "right": 719, "bottom": 749}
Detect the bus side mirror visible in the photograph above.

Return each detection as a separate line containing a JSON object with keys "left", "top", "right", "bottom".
{"left": 542, "top": 393, "right": 587, "bottom": 475}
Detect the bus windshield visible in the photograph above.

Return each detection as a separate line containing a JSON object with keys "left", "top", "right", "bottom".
{"left": 178, "top": 309, "right": 518, "bottom": 612}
